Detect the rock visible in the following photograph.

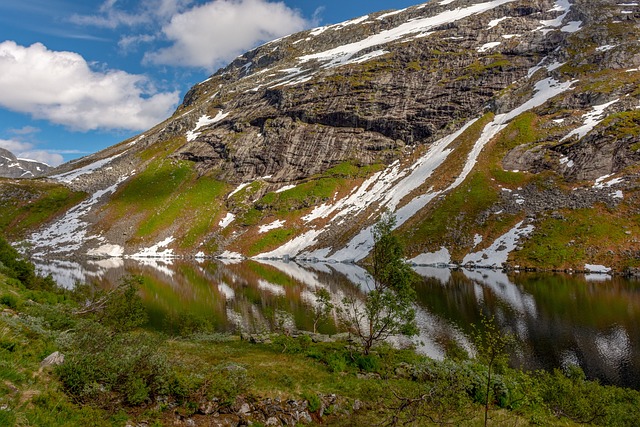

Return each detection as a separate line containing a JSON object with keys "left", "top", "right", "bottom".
{"left": 199, "top": 400, "right": 219, "bottom": 415}
{"left": 0, "top": 147, "right": 52, "bottom": 178}
{"left": 265, "top": 416, "right": 281, "bottom": 426}
{"left": 210, "top": 414, "right": 240, "bottom": 427}
{"left": 296, "top": 411, "right": 313, "bottom": 424}
{"left": 40, "top": 351, "right": 64, "bottom": 369}
{"left": 238, "top": 402, "right": 251, "bottom": 416}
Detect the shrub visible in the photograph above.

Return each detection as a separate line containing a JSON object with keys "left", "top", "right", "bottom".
{"left": 356, "top": 354, "right": 380, "bottom": 372}
{"left": 303, "top": 391, "right": 322, "bottom": 412}
{"left": 0, "top": 294, "right": 18, "bottom": 310}
{"left": 324, "top": 351, "right": 348, "bottom": 373}
{"left": 199, "top": 363, "right": 252, "bottom": 405}
{"left": 56, "top": 322, "right": 172, "bottom": 407}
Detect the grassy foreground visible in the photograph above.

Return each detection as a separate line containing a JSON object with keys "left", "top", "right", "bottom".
{"left": 1, "top": 237, "right": 640, "bottom": 426}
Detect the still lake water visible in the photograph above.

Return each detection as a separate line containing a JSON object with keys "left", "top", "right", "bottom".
{"left": 33, "top": 257, "right": 640, "bottom": 389}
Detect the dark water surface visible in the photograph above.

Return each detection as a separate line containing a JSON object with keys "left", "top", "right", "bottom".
{"left": 33, "top": 257, "right": 640, "bottom": 389}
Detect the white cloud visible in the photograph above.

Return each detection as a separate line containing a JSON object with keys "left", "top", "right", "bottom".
{"left": 9, "top": 126, "right": 40, "bottom": 135}
{"left": 0, "top": 139, "right": 64, "bottom": 166}
{"left": 144, "top": 0, "right": 310, "bottom": 70}
{"left": 70, "top": 0, "right": 193, "bottom": 29}
{"left": 0, "top": 41, "right": 180, "bottom": 131}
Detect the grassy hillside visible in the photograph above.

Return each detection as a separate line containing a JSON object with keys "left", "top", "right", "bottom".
{"left": 0, "top": 179, "right": 86, "bottom": 241}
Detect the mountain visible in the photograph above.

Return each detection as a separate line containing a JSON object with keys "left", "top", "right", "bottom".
{"left": 3, "top": 0, "right": 640, "bottom": 273}
{"left": 0, "top": 147, "right": 52, "bottom": 178}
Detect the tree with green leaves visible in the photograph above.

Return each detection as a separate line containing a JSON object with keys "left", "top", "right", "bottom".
{"left": 340, "top": 212, "right": 418, "bottom": 355}
{"left": 472, "top": 314, "right": 515, "bottom": 427}
{"left": 312, "top": 287, "right": 334, "bottom": 334}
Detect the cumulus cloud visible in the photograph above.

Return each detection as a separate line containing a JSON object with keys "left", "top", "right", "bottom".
{"left": 0, "top": 139, "right": 64, "bottom": 167}
{"left": 0, "top": 41, "right": 180, "bottom": 131}
{"left": 144, "top": 0, "right": 310, "bottom": 70}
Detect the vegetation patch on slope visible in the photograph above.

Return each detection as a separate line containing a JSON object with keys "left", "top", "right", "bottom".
{"left": 0, "top": 180, "right": 86, "bottom": 240}
{"left": 103, "top": 150, "right": 228, "bottom": 251}
{"left": 514, "top": 204, "right": 640, "bottom": 270}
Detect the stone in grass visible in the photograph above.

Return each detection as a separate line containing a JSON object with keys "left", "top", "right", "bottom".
{"left": 40, "top": 351, "right": 64, "bottom": 369}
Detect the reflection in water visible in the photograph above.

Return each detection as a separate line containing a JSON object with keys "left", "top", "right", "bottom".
{"left": 33, "top": 258, "right": 640, "bottom": 389}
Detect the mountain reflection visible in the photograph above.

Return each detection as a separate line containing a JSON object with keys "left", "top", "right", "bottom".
{"left": 33, "top": 258, "right": 640, "bottom": 389}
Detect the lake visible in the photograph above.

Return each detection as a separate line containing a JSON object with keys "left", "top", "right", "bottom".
{"left": 33, "top": 257, "right": 640, "bottom": 389}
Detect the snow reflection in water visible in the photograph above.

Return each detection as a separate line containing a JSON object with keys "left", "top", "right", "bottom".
{"left": 32, "top": 258, "right": 640, "bottom": 389}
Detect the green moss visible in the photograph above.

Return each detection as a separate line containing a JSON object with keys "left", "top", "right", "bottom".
{"left": 406, "top": 61, "right": 422, "bottom": 71}
{"left": 601, "top": 110, "right": 640, "bottom": 140}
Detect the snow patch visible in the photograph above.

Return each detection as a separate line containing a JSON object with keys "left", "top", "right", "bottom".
{"left": 275, "top": 184, "right": 297, "bottom": 193}
{"left": 87, "top": 244, "right": 124, "bottom": 258}
{"left": 596, "top": 44, "right": 617, "bottom": 52}
{"left": 561, "top": 99, "right": 619, "bottom": 142}
{"left": 410, "top": 247, "right": 451, "bottom": 265}
{"left": 228, "top": 182, "right": 251, "bottom": 198}
{"left": 478, "top": 42, "right": 501, "bottom": 52}
{"left": 585, "top": 264, "right": 612, "bottom": 273}
{"left": 131, "top": 236, "right": 175, "bottom": 258}
{"left": 538, "top": 0, "right": 572, "bottom": 32}
{"left": 488, "top": 17, "right": 508, "bottom": 28}
{"left": 463, "top": 221, "right": 534, "bottom": 267}
{"left": 218, "top": 213, "right": 235, "bottom": 229}
{"left": 259, "top": 220, "right": 286, "bottom": 233}
{"left": 559, "top": 156, "right": 574, "bottom": 168}
{"left": 593, "top": 175, "right": 623, "bottom": 189}
{"left": 561, "top": 21, "right": 582, "bottom": 33}
{"left": 186, "top": 111, "right": 229, "bottom": 142}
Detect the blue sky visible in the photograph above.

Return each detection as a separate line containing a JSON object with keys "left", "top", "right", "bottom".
{"left": 0, "top": 0, "right": 422, "bottom": 166}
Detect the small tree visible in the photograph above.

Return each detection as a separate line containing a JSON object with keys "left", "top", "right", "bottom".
{"left": 340, "top": 212, "right": 418, "bottom": 355}
{"left": 312, "top": 287, "right": 334, "bottom": 334}
{"left": 472, "top": 314, "right": 515, "bottom": 427}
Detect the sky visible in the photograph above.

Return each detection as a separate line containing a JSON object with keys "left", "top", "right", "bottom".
{"left": 0, "top": 0, "right": 424, "bottom": 166}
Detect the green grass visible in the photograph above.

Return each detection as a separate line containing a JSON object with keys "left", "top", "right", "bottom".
{"left": 0, "top": 180, "right": 86, "bottom": 239}
{"left": 406, "top": 173, "right": 501, "bottom": 257}
{"left": 255, "top": 161, "right": 381, "bottom": 217}
{"left": 515, "top": 206, "right": 640, "bottom": 269}
{"left": 105, "top": 155, "right": 227, "bottom": 249}
{"left": 247, "top": 228, "right": 296, "bottom": 256}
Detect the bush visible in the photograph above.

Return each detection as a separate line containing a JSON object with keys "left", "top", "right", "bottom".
{"left": 101, "top": 276, "right": 148, "bottom": 332}
{"left": 0, "top": 294, "right": 18, "bottom": 310}
{"left": 56, "top": 322, "right": 172, "bottom": 407}
{"left": 198, "top": 363, "right": 252, "bottom": 405}
{"left": 303, "top": 391, "right": 322, "bottom": 412}
{"left": 0, "top": 235, "right": 57, "bottom": 291}
{"left": 356, "top": 354, "right": 380, "bottom": 372}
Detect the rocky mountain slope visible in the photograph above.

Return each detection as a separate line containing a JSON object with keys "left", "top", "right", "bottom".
{"left": 0, "top": 147, "right": 52, "bottom": 178}
{"left": 3, "top": 0, "right": 640, "bottom": 272}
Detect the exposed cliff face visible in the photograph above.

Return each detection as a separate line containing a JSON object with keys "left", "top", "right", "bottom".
{"left": 6, "top": 0, "right": 640, "bottom": 271}
{"left": 0, "top": 148, "right": 52, "bottom": 178}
